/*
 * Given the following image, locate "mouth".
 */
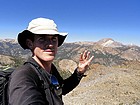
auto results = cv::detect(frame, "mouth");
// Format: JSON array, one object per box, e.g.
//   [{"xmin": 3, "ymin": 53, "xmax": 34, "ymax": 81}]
[{"xmin": 44, "ymin": 49, "xmax": 55, "ymax": 53}]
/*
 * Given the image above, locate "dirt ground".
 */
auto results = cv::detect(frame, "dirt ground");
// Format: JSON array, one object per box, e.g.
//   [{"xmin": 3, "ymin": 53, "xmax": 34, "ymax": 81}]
[{"xmin": 63, "ymin": 64, "xmax": 140, "ymax": 105}]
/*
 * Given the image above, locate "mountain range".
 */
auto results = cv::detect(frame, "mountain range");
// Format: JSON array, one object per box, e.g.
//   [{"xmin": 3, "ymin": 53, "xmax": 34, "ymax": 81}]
[
  {"xmin": 0, "ymin": 38, "xmax": 140, "ymax": 67},
  {"xmin": 0, "ymin": 38, "xmax": 140, "ymax": 104}
]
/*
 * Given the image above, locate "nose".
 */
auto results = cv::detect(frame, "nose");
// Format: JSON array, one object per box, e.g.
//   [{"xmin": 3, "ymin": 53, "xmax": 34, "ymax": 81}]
[
  {"xmin": 48, "ymin": 44, "xmax": 53, "ymax": 48},
  {"xmin": 45, "ymin": 39, "xmax": 54, "ymax": 48}
]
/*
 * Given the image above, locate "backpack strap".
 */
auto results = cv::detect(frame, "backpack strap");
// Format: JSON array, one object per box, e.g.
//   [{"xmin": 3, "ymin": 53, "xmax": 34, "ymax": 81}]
[{"xmin": 24, "ymin": 62, "xmax": 50, "ymax": 89}]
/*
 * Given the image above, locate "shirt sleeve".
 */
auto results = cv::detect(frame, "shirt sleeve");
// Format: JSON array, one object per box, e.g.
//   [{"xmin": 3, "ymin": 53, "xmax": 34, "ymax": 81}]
[
  {"xmin": 8, "ymin": 66, "xmax": 48, "ymax": 105},
  {"xmin": 62, "ymin": 68, "xmax": 85, "ymax": 95}
]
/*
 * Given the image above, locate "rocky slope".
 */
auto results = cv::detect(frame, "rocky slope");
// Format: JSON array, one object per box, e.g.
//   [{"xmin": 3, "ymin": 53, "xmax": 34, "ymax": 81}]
[{"xmin": 63, "ymin": 62, "xmax": 140, "ymax": 105}]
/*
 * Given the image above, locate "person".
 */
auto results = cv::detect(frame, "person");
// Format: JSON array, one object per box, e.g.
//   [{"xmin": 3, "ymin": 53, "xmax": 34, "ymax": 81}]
[{"xmin": 8, "ymin": 17, "xmax": 94, "ymax": 105}]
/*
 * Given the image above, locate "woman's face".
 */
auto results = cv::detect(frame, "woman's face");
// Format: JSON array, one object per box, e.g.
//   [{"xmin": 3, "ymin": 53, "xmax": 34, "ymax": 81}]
[{"xmin": 29, "ymin": 34, "xmax": 58, "ymax": 62}]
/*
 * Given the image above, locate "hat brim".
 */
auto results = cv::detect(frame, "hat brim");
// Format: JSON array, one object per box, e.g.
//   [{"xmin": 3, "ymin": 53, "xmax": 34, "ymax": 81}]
[
  {"xmin": 18, "ymin": 30, "xmax": 67, "ymax": 49},
  {"xmin": 30, "ymin": 29, "xmax": 68, "ymax": 36}
]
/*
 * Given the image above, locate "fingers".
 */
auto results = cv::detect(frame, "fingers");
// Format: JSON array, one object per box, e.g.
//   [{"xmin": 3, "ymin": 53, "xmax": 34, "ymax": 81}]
[
  {"xmin": 87, "ymin": 55, "xmax": 94, "ymax": 65},
  {"xmin": 80, "ymin": 50, "xmax": 94, "ymax": 62},
  {"xmin": 78, "ymin": 50, "xmax": 94, "ymax": 74},
  {"xmin": 86, "ymin": 51, "xmax": 91, "ymax": 60},
  {"xmin": 80, "ymin": 50, "xmax": 88, "ymax": 61}
]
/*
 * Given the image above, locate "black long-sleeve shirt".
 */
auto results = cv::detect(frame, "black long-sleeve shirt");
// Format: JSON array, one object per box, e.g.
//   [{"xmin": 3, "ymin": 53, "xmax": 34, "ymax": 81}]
[{"xmin": 8, "ymin": 58, "xmax": 83, "ymax": 105}]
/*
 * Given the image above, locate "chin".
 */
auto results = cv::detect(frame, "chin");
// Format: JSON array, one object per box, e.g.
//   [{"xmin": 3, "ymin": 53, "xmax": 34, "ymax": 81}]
[{"xmin": 44, "ymin": 56, "xmax": 55, "ymax": 61}]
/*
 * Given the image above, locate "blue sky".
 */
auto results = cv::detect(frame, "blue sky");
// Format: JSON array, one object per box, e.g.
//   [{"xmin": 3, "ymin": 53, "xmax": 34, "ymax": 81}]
[{"xmin": 0, "ymin": 0, "xmax": 140, "ymax": 46}]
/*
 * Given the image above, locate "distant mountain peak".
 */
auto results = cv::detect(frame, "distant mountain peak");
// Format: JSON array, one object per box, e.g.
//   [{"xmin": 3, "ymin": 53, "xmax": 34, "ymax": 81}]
[
  {"xmin": 99, "ymin": 38, "xmax": 114, "ymax": 43},
  {"xmin": 97, "ymin": 38, "xmax": 123, "ymax": 48}
]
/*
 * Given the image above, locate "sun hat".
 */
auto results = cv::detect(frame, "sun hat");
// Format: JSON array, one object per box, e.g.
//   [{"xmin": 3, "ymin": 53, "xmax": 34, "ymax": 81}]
[{"xmin": 18, "ymin": 18, "xmax": 68, "ymax": 49}]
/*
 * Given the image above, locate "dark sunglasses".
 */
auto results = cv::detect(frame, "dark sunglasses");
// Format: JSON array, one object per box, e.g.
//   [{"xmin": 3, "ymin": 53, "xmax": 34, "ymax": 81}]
[{"xmin": 50, "ymin": 75, "xmax": 62, "ymax": 96}]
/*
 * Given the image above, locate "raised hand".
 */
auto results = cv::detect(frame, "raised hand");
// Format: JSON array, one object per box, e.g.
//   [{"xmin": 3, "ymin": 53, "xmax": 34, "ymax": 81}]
[{"xmin": 77, "ymin": 50, "xmax": 94, "ymax": 74}]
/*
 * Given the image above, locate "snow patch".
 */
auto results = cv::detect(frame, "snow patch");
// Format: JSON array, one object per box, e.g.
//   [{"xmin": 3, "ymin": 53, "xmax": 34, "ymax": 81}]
[{"xmin": 101, "ymin": 40, "xmax": 114, "ymax": 47}]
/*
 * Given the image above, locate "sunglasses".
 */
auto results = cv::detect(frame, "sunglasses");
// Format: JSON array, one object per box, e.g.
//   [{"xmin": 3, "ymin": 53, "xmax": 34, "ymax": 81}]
[{"xmin": 50, "ymin": 75, "xmax": 62, "ymax": 96}]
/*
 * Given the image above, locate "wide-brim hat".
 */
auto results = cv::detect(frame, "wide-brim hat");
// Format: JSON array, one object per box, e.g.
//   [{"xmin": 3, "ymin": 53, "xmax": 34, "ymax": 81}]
[{"xmin": 18, "ymin": 18, "xmax": 68, "ymax": 49}]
